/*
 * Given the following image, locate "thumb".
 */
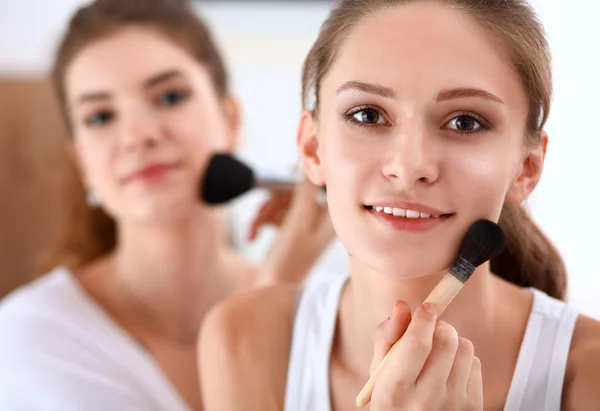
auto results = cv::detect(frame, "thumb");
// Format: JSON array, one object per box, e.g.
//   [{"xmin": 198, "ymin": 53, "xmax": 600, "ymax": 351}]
[{"xmin": 370, "ymin": 300, "xmax": 412, "ymax": 374}]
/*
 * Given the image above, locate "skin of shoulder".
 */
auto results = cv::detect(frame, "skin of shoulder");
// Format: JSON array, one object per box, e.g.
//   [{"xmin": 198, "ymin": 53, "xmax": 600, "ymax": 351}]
[
  {"xmin": 562, "ymin": 313, "xmax": 600, "ymax": 411},
  {"xmin": 198, "ymin": 284, "xmax": 299, "ymax": 411}
]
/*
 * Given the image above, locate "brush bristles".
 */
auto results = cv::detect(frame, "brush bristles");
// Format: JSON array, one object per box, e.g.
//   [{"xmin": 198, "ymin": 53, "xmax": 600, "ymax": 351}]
[
  {"xmin": 459, "ymin": 219, "xmax": 506, "ymax": 268},
  {"xmin": 201, "ymin": 153, "xmax": 255, "ymax": 204}
]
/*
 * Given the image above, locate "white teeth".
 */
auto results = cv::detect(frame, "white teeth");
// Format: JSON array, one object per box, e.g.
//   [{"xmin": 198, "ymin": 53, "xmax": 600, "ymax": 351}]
[
  {"xmin": 406, "ymin": 210, "xmax": 420, "ymax": 218},
  {"xmin": 371, "ymin": 206, "xmax": 443, "ymax": 218},
  {"xmin": 392, "ymin": 208, "xmax": 406, "ymax": 217}
]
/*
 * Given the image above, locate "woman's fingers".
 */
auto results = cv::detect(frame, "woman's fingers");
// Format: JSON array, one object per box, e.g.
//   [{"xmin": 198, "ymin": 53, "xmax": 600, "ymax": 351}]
[
  {"xmin": 371, "ymin": 301, "xmax": 412, "ymax": 374},
  {"xmin": 376, "ymin": 303, "xmax": 438, "ymax": 391},
  {"xmin": 247, "ymin": 193, "xmax": 292, "ymax": 240},
  {"xmin": 446, "ymin": 337, "xmax": 475, "ymax": 393},
  {"xmin": 368, "ymin": 304, "xmax": 483, "ymax": 411},
  {"xmin": 416, "ymin": 320, "xmax": 460, "ymax": 389},
  {"xmin": 467, "ymin": 356, "xmax": 484, "ymax": 409}
]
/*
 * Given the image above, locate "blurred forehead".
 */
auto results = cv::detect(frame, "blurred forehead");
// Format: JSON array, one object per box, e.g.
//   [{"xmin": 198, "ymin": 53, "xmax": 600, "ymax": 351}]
[{"xmin": 65, "ymin": 26, "xmax": 201, "ymax": 102}]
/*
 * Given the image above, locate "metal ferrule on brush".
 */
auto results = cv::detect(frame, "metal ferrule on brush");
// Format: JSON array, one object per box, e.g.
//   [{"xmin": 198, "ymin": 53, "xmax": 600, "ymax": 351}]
[
  {"xmin": 254, "ymin": 170, "xmax": 301, "ymax": 191},
  {"xmin": 449, "ymin": 257, "xmax": 476, "ymax": 284}
]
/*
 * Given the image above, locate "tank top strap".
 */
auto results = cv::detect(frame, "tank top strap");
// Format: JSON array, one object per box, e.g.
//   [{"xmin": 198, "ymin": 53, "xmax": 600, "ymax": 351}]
[{"xmin": 284, "ymin": 274, "xmax": 348, "ymax": 411}]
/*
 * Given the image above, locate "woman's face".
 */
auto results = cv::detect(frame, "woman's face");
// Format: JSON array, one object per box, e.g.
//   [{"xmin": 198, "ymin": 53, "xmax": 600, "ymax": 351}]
[
  {"xmin": 300, "ymin": 2, "xmax": 545, "ymax": 278},
  {"xmin": 66, "ymin": 25, "xmax": 238, "ymax": 224}
]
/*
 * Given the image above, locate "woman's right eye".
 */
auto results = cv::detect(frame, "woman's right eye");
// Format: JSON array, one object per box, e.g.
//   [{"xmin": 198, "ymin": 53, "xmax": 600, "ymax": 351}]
[
  {"xmin": 352, "ymin": 108, "xmax": 386, "ymax": 125},
  {"xmin": 342, "ymin": 105, "xmax": 390, "ymax": 128},
  {"xmin": 85, "ymin": 110, "xmax": 114, "ymax": 127}
]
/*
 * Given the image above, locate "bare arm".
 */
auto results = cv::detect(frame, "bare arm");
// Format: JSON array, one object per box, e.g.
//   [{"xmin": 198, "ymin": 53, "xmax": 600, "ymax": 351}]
[
  {"xmin": 198, "ymin": 285, "xmax": 298, "ymax": 411},
  {"xmin": 562, "ymin": 315, "xmax": 600, "ymax": 411},
  {"xmin": 248, "ymin": 180, "xmax": 335, "ymax": 286}
]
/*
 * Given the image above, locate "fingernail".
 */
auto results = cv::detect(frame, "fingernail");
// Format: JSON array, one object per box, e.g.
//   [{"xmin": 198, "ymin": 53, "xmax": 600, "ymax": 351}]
[
  {"xmin": 388, "ymin": 303, "xmax": 397, "ymax": 320},
  {"xmin": 392, "ymin": 301, "xmax": 403, "ymax": 319},
  {"xmin": 422, "ymin": 302, "xmax": 437, "ymax": 318}
]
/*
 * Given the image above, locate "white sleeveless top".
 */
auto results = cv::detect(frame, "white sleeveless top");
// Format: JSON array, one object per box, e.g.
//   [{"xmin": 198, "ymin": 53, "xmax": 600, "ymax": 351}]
[
  {"xmin": 0, "ymin": 267, "xmax": 191, "ymax": 411},
  {"xmin": 284, "ymin": 274, "xmax": 579, "ymax": 411}
]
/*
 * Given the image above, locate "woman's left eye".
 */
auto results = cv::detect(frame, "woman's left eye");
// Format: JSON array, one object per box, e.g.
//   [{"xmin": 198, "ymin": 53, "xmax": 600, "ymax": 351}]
[
  {"xmin": 158, "ymin": 90, "xmax": 188, "ymax": 106},
  {"xmin": 446, "ymin": 115, "xmax": 485, "ymax": 133}
]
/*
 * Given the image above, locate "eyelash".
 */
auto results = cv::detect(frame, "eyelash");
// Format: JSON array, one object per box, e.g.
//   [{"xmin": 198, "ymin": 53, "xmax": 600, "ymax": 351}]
[
  {"xmin": 342, "ymin": 106, "xmax": 491, "ymax": 135},
  {"xmin": 342, "ymin": 105, "xmax": 389, "ymax": 129},
  {"xmin": 84, "ymin": 109, "xmax": 114, "ymax": 128},
  {"xmin": 157, "ymin": 89, "xmax": 190, "ymax": 107},
  {"xmin": 82, "ymin": 89, "xmax": 191, "ymax": 128},
  {"xmin": 447, "ymin": 111, "xmax": 491, "ymax": 135}
]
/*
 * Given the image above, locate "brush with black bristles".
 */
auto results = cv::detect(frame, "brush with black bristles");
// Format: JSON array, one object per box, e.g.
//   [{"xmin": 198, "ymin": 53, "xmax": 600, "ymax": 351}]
[
  {"xmin": 200, "ymin": 153, "xmax": 300, "ymax": 205},
  {"xmin": 200, "ymin": 152, "xmax": 327, "ymax": 205},
  {"xmin": 355, "ymin": 219, "xmax": 506, "ymax": 407}
]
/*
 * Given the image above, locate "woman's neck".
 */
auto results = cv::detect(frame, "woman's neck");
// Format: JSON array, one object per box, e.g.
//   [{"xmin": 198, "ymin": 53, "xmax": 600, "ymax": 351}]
[
  {"xmin": 108, "ymin": 208, "xmax": 255, "ymax": 343},
  {"xmin": 336, "ymin": 258, "xmax": 499, "ymax": 380}
]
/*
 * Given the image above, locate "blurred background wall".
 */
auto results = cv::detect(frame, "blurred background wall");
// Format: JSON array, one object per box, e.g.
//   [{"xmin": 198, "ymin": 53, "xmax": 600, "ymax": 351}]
[{"xmin": 1, "ymin": 0, "xmax": 599, "ymax": 318}]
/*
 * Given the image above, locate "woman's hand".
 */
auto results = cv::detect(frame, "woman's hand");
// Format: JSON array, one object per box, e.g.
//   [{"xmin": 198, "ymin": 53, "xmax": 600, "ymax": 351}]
[
  {"xmin": 369, "ymin": 302, "xmax": 483, "ymax": 411},
  {"xmin": 250, "ymin": 179, "xmax": 335, "ymax": 285},
  {"xmin": 247, "ymin": 180, "xmax": 327, "ymax": 241}
]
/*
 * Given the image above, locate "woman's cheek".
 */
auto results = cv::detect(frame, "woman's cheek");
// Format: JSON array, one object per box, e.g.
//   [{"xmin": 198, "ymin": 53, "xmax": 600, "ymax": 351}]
[{"xmin": 452, "ymin": 152, "xmax": 516, "ymax": 218}]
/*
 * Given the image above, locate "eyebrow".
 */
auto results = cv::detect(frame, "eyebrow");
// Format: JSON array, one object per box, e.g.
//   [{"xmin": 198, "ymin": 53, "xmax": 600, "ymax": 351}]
[
  {"xmin": 144, "ymin": 69, "xmax": 184, "ymax": 88},
  {"xmin": 75, "ymin": 69, "xmax": 185, "ymax": 106},
  {"xmin": 435, "ymin": 87, "xmax": 504, "ymax": 104},
  {"xmin": 76, "ymin": 91, "xmax": 111, "ymax": 106},
  {"xmin": 336, "ymin": 81, "xmax": 504, "ymax": 106},
  {"xmin": 336, "ymin": 81, "xmax": 397, "ymax": 99}
]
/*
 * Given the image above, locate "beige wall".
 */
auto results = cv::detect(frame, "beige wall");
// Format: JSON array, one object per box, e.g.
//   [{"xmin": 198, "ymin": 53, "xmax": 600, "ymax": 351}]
[{"xmin": 0, "ymin": 78, "xmax": 70, "ymax": 298}]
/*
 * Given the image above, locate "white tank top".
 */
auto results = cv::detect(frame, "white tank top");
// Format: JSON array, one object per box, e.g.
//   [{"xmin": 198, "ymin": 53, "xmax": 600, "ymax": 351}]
[{"xmin": 284, "ymin": 274, "xmax": 579, "ymax": 411}]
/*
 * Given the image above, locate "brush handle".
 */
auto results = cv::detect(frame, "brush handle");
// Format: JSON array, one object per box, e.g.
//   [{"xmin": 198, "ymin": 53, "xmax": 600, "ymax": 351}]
[
  {"xmin": 422, "ymin": 272, "xmax": 465, "ymax": 313},
  {"xmin": 355, "ymin": 272, "xmax": 466, "ymax": 407}
]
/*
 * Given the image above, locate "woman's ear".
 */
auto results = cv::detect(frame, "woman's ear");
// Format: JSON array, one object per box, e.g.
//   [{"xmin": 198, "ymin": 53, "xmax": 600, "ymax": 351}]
[
  {"xmin": 221, "ymin": 95, "xmax": 242, "ymax": 152},
  {"xmin": 297, "ymin": 110, "xmax": 325, "ymax": 186},
  {"xmin": 505, "ymin": 130, "xmax": 548, "ymax": 204}
]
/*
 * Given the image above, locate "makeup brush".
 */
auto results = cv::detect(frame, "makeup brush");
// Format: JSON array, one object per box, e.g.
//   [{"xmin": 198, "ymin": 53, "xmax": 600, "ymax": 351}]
[
  {"xmin": 355, "ymin": 219, "xmax": 506, "ymax": 407},
  {"xmin": 200, "ymin": 152, "xmax": 327, "ymax": 205},
  {"xmin": 200, "ymin": 153, "xmax": 301, "ymax": 204}
]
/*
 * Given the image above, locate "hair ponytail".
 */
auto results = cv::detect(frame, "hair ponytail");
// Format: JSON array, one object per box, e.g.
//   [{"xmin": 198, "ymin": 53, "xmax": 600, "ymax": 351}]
[{"xmin": 491, "ymin": 203, "xmax": 567, "ymax": 300}]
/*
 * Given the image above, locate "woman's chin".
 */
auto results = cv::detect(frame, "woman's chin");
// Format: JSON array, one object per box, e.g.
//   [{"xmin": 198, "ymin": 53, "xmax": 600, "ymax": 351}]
[
  {"xmin": 118, "ymin": 199, "xmax": 200, "ymax": 226},
  {"xmin": 349, "ymin": 248, "xmax": 455, "ymax": 281}
]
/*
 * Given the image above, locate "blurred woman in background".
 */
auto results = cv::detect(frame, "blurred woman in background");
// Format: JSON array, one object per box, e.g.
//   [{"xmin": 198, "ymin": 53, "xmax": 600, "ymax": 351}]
[{"xmin": 0, "ymin": 0, "xmax": 334, "ymax": 410}]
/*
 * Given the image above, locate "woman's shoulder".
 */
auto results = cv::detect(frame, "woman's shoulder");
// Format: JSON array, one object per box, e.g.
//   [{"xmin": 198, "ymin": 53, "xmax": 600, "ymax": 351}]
[
  {"xmin": 0, "ymin": 267, "xmax": 114, "ymax": 404},
  {"xmin": 200, "ymin": 271, "xmax": 345, "ymax": 352},
  {"xmin": 199, "ymin": 282, "xmax": 299, "ymax": 363},
  {"xmin": 562, "ymin": 312, "xmax": 600, "ymax": 411},
  {"xmin": 0, "ymin": 265, "xmax": 119, "ymax": 365},
  {"xmin": 0, "ymin": 266, "xmax": 74, "ymax": 321},
  {"xmin": 0, "ymin": 266, "xmax": 95, "ymax": 351},
  {"xmin": 199, "ymin": 284, "xmax": 300, "ymax": 410}
]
